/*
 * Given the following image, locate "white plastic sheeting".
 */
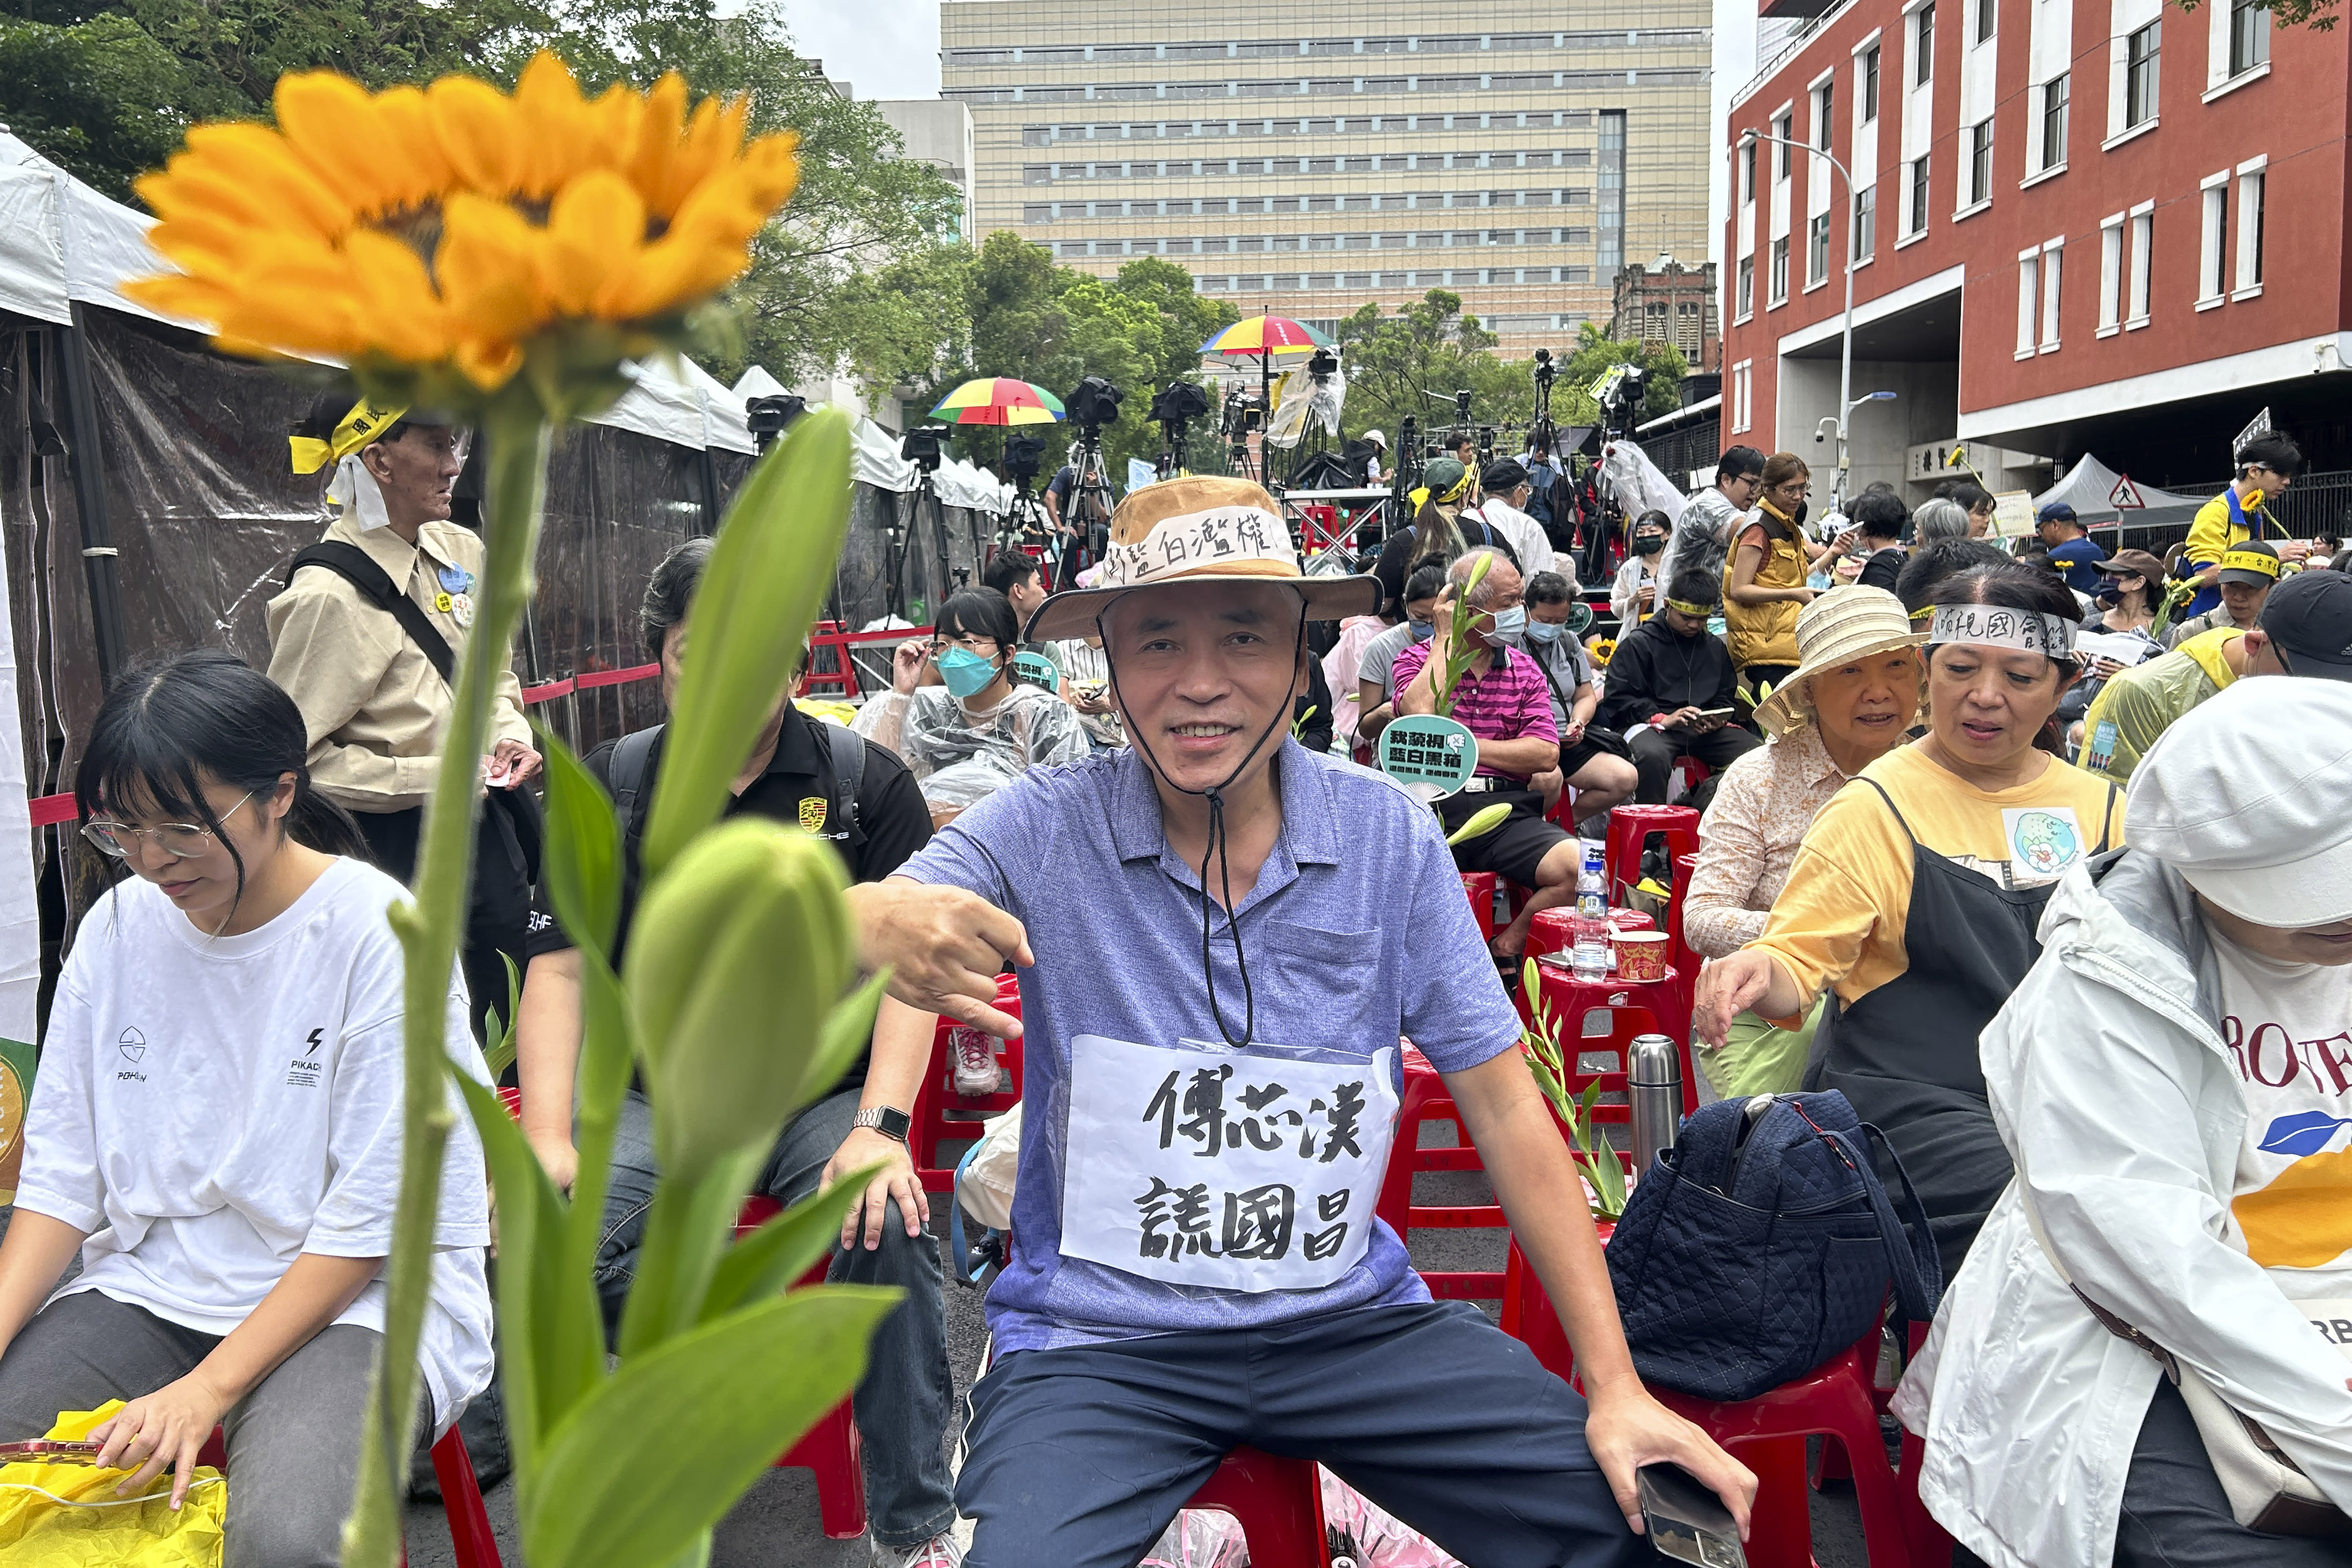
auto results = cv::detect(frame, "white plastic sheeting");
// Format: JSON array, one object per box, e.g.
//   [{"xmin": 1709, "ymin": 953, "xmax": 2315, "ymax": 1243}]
[{"xmin": 1598, "ymin": 438, "xmax": 1691, "ymax": 524}]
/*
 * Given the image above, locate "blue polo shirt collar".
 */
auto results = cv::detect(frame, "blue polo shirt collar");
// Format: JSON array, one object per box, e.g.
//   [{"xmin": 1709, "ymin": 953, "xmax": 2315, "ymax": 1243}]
[{"xmin": 1106, "ymin": 737, "xmax": 1343, "ymax": 872}]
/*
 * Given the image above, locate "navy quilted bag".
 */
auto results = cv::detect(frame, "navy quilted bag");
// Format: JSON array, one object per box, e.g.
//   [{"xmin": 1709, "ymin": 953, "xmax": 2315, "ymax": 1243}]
[{"xmin": 1605, "ymin": 1091, "xmax": 1941, "ymax": 1402}]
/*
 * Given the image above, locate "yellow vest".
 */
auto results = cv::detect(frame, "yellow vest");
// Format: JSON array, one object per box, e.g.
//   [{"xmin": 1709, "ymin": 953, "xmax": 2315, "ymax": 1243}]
[{"xmin": 1725, "ymin": 515, "xmax": 1806, "ymax": 669}]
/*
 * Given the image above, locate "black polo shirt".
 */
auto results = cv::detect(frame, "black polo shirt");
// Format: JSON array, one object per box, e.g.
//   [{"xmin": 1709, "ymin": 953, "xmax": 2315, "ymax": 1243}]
[{"xmin": 524, "ymin": 706, "xmax": 931, "ymax": 1086}]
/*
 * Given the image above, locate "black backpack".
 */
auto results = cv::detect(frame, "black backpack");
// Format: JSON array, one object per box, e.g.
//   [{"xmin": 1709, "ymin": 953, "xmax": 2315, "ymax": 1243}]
[{"xmin": 603, "ymin": 717, "xmax": 865, "ymax": 854}]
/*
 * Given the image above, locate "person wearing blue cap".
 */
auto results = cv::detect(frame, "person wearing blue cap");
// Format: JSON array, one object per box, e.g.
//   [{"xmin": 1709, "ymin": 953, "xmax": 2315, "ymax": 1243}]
[{"xmin": 2037, "ymin": 502, "xmax": 2108, "ymax": 596}]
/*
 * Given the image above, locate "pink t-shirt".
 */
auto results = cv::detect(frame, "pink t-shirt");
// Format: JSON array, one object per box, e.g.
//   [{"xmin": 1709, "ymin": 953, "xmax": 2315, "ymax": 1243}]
[{"xmin": 1390, "ymin": 640, "xmax": 1559, "ymax": 778}]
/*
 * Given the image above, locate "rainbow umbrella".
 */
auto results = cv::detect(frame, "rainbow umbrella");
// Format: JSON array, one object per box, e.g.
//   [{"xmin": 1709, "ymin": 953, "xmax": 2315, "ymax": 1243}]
[
  {"xmin": 1199, "ymin": 314, "xmax": 1332, "ymax": 358},
  {"xmin": 929, "ymin": 377, "xmax": 1065, "ymax": 426}
]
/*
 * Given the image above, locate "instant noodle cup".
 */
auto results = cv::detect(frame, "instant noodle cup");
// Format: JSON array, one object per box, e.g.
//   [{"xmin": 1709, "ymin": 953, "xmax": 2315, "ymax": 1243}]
[{"xmin": 1613, "ymin": 931, "xmax": 1670, "ymax": 983}]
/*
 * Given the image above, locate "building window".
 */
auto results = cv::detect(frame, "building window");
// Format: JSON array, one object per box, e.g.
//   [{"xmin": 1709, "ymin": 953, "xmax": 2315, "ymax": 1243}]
[
  {"xmin": 2040, "ymin": 240, "xmax": 2063, "ymax": 348},
  {"xmin": 1737, "ymin": 255, "xmax": 1755, "ymax": 317},
  {"xmin": 2126, "ymin": 22, "xmax": 2161, "ymax": 129},
  {"xmin": 1969, "ymin": 120, "xmax": 1993, "ymax": 204},
  {"xmin": 1862, "ymin": 46, "xmax": 1881, "ymax": 120},
  {"xmin": 1854, "ymin": 184, "xmax": 1877, "ymax": 260},
  {"xmin": 2236, "ymin": 166, "xmax": 2265, "ymax": 292},
  {"xmin": 1975, "ymin": 0, "xmax": 1996, "ymax": 44},
  {"xmin": 1772, "ymin": 112, "xmax": 1792, "ymax": 179},
  {"xmin": 1810, "ymin": 212, "xmax": 1832, "ymax": 283},
  {"xmin": 1731, "ymin": 360, "xmax": 1754, "ymax": 432},
  {"xmin": 1815, "ymin": 81, "xmax": 1834, "ymax": 149},
  {"xmin": 2199, "ymin": 175, "xmax": 2228, "ymax": 303},
  {"xmin": 2099, "ymin": 216, "xmax": 2124, "ymax": 330},
  {"xmin": 1770, "ymin": 235, "xmax": 1790, "ymax": 303},
  {"xmin": 1740, "ymin": 140, "xmax": 1757, "ymax": 202},
  {"xmin": 1908, "ymin": 156, "xmax": 1930, "ymax": 234},
  {"xmin": 2229, "ymin": 0, "xmax": 2269, "ymax": 77},
  {"xmin": 1915, "ymin": 3, "xmax": 1936, "ymax": 85},
  {"xmin": 2017, "ymin": 250, "xmax": 2040, "ymax": 355},
  {"xmin": 2040, "ymin": 75, "xmax": 2069, "ymax": 170},
  {"xmin": 2128, "ymin": 207, "xmax": 2153, "ymax": 324}
]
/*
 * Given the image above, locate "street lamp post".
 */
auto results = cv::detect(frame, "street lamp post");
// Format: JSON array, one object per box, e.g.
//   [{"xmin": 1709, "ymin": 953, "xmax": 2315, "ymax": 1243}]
[{"xmin": 1739, "ymin": 127, "xmax": 1867, "ymax": 507}]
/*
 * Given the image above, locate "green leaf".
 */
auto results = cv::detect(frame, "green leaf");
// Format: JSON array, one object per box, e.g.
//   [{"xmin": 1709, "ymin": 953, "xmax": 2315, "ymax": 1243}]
[
  {"xmin": 446, "ymin": 1067, "xmax": 606, "ymax": 1480},
  {"xmin": 564, "ymin": 943, "xmax": 636, "ymax": 1296},
  {"xmin": 642, "ymin": 406, "xmax": 854, "ymax": 879},
  {"xmin": 523, "ymin": 1284, "xmax": 902, "ymax": 1568},
  {"xmin": 615, "ymin": 1140, "xmax": 769, "ymax": 1360},
  {"xmin": 797, "ymin": 971, "xmax": 889, "ymax": 1113},
  {"xmin": 1444, "ymin": 802, "xmax": 1513, "ymax": 846},
  {"xmin": 537, "ymin": 724, "xmax": 624, "ymax": 963},
  {"xmin": 698, "ymin": 1168, "xmax": 878, "ymax": 1324}
]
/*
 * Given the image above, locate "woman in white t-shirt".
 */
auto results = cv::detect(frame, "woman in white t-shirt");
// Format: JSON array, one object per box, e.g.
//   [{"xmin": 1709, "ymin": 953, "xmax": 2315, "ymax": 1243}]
[
  {"xmin": 1896, "ymin": 677, "xmax": 2352, "ymax": 1568},
  {"xmin": 0, "ymin": 652, "xmax": 493, "ymax": 1567}
]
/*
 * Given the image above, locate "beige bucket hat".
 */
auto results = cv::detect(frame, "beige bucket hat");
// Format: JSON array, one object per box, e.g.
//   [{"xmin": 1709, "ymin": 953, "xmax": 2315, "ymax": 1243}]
[
  {"xmin": 1023, "ymin": 475, "xmax": 1381, "ymax": 644},
  {"xmin": 1753, "ymin": 585, "xmax": 1926, "ymax": 738}
]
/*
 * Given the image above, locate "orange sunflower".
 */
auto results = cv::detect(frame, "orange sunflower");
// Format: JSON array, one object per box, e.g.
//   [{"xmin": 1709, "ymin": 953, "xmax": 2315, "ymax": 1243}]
[{"xmin": 126, "ymin": 52, "xmax": 799, "ymax": 403}]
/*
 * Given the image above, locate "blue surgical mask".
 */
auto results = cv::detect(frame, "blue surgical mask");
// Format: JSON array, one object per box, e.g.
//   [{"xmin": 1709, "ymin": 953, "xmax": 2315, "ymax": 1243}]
[
  {"xmin": 934, "ymin": 645, "xmax": 1000, "ymax": 699},
  {"xmin": 1487, "ymin": 605, "xmax": 1527, "ymax": 645},
  {"xmin": 1523, "ymin": 619, "xmax": 1563, "ymax": 644},
  {"xmin": 1408, "ymin": 619, "xmax": 1434, "ymax": 643}
]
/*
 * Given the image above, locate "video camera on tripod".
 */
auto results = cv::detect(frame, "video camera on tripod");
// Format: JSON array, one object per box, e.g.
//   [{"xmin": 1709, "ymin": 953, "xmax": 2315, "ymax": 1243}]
[
  {"xmin": 1149, "ymin": 380, "xmax": 1212, "ymax": 479},
  {"xmin": 1068, "ymin": 374, "xmax": 1125, "ymax": 433},
  {"xmin": 1593, "ymin": 363, "xmax": 1651, "ymax": 441}
]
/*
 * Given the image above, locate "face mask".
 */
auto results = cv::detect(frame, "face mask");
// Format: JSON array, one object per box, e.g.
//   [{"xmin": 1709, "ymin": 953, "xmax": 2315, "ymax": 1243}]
[
  {"xmin": 1707, "ymin": 614, "xmax": 1728, "ymax": 637},
  {"xmin": 1486, "ymin": 605, "xmax": 1527, "ymax": 645},
  {"xmin": 934, "ymin": 645, "xmax": 1000, "ymax": 699},
  {"xmin": 1634, "ymin": 534, "xmax": 1665, "ymax": 556},
  {"xmin": 1408, "ymin": 619, "xmax": 1434, "ymax": 643},
  {"xmin": 1523, "ymin": 619, "xmax": 1563, "ymax": 644}
]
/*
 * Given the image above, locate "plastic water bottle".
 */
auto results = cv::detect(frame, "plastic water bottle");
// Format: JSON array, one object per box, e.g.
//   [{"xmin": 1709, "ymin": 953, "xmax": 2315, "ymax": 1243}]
[
  {"xmin": 1570, "ymin": 843, "xmax": 1611, "ymax": 980},
  {"xmin": 1574, "ymin": 840, "xmax": 1607, "ymax": 920}
]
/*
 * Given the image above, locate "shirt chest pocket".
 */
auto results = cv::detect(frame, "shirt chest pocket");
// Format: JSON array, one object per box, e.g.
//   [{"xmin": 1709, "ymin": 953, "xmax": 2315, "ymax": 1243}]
[{"xmin": 1258, "ymin": 921, "xmax": 1385, "ymax": 1045}]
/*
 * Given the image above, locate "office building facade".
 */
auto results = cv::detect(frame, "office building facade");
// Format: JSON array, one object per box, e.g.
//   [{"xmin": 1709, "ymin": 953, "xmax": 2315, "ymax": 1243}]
[
  {"xmin": 1722, "ymin": 0, "xmax": 2352, "ymax": 494},
  {"xmin": 940, "ymin": 0, "xmax": 1714, "ymax": 356}
]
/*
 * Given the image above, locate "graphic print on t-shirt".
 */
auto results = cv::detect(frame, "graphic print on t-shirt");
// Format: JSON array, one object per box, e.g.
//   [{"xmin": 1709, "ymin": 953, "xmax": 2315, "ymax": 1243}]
[
  {"xmin": 2209, "ymin": 928, "xmax": 2352, "ymax": 1285},
  {"xmin": 286, "ymin": 1027, "xmax": 325, "ymax": 1089}
]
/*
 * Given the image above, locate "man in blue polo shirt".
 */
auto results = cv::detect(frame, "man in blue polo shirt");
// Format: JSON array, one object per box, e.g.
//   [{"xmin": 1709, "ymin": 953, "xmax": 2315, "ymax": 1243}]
[
  {"xmin": 2036, "ymin": 501, "xmax": 2108, "ymax": 596},
  {"xmin": 845, "ymin": 476, "xmax": 1752, "ymax": 1568}
]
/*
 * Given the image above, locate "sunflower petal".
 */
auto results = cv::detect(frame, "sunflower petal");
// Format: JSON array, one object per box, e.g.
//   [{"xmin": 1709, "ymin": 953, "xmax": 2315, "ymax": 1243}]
[
  {"xmin": 455, "ymin": 337, "xmax": 524, "ymax": 391},
  {"xmin": 343, "ymin": 230, "xmax": 453, "ymax": 361},
  {"xmin": 275, "ymin": 72, "xmax": 404, "ymax": 215},
  {"xmin": 539, "ymin": 170, "xmax": 647, "ymax": 316},
  {"xmin": 512, "ymin": 50, "xmax": 592, "ymax": 199},
  {"xmin": 181, "ymin": 124, "xmax": 353, "ymax": 236},
  {"xmin": 429, "ymin": 75, "xmax": 519, "ymax": 198},
  {"xmin": 437, "ymin": 192, "xmax": 553, "ymax": 341},
  {"xmin": 373, "ymin": 86, "xmax": 456, "ymax": 205}
]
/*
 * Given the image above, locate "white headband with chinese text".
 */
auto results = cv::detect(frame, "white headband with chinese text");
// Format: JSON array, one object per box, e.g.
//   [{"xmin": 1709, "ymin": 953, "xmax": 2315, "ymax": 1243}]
[
  {"xmin": 1097, "ymin": 505, "xmax": 1297, "ymax": 590},
  {"xmin": 1927, "ymin": 603, "xmax": 2077, "ymax": 657}
]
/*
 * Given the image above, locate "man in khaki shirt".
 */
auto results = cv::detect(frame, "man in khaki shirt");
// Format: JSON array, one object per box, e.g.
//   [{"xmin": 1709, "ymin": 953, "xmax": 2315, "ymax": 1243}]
[{"xmin": 266, "ymin": 394, "xmax": 541, "ymax": 1035}]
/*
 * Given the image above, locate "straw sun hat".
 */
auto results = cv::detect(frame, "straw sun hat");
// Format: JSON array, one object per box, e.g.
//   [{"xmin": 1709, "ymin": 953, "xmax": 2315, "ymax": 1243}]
[
  {"xmin": 1752, "ymin": 586, "xmax": 1926, "ymax": 738},
  {"xmin": 1024, "ymin": 475, "xmax": 1380, "ymax": 644}
]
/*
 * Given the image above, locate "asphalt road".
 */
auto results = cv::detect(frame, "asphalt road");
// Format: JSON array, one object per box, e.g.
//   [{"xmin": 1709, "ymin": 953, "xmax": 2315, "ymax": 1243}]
[{"xmin": 405, "ymin": 1152, "xmax": 1876, "ymax": 1568}]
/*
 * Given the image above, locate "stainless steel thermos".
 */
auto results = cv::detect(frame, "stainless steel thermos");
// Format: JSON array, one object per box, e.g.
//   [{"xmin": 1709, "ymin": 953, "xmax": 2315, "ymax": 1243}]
[{"xmin": 1628, "ymin": 1034, "xmax": 1684, "ymax": 1177}]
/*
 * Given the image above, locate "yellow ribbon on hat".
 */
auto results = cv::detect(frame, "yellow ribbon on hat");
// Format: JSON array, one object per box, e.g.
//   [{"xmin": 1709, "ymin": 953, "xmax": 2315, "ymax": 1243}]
[
  {"xmin": 289, "ymin": 397, "xmax": 408, "ymax": 475},
  {"xmin": 2219, "ymin": 544, "xmax": 2282, "ymax": 580},
  {"xmin": 1432, "ymin": 467, "xmax": 1473, "ymax": 504}
]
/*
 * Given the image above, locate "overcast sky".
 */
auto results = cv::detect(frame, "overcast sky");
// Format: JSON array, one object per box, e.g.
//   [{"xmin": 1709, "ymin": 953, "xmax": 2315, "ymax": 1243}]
[{"xmin": 780, "ymin": 0, "xmax": 942, "ymax": 100}]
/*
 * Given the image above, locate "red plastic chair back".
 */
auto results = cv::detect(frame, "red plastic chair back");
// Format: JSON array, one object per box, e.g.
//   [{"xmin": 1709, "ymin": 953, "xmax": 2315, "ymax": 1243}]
[{"xmin": 910, "ymin": 973, "xmax": 1023, "ymax": 1192}]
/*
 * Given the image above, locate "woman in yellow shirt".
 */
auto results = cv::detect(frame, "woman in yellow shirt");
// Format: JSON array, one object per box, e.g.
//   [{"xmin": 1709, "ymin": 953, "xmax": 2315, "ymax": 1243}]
[{"xmin": 1696, "ymin": 565, "xmax": 2124, "ymax": 1279}]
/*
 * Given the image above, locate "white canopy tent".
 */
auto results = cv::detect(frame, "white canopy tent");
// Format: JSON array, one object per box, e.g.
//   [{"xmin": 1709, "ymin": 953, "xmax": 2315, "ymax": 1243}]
[{"xmin": 2032, "ymin": 453, "xmax": 2205, "ymax": 531}]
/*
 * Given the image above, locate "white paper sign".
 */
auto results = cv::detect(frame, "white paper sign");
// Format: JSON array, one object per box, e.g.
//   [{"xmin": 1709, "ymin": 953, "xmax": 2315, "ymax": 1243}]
[
  {"xmin": 2074, "ymin": 630, "xmax": 2158, "ymax": 668},
  {"xmin": 1060, "ymin": 1033, "xmax": 1400, "ymax": 1292}
]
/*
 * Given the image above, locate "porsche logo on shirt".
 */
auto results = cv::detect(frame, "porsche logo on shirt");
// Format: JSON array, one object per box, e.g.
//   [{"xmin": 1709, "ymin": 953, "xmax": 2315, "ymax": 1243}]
[{"xmin": 797, "ymin": 796, "xmax": 826, "ymax": 834}]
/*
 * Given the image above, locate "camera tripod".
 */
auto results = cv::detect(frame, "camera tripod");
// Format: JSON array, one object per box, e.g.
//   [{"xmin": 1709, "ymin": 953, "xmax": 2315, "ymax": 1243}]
[{"xmin": 1053, "ymin": 422, "xmax": 1116, "ymax": 589}]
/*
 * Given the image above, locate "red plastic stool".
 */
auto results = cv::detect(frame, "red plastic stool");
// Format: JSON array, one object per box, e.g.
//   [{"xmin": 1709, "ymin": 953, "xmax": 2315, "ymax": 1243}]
[
  {"xmin": 1375, "ymin": 1047, "xmax": 1510, "ymax": 1301},
  {"xmin": 1183, "ymin": 1446, "xmax": 1332, "ymax": 1567},
  {"xmin": 910, "ymin": 974, "xmax": 1023, "ymax": 1193},
  {"xmin": 736, "ymin": 1194, "xmax": 871, "ymax": 1538},
  {"xmin": 1602, "ymin": 804, "xmax": 1699, "ymax": 906},
  {"xmin": 1461, "ymin": 871, "xmax": 1498, "ymax": 942},
  {"xmin": 195, "ymin": 1425, "xmax": 501, "ymax": 1568}
]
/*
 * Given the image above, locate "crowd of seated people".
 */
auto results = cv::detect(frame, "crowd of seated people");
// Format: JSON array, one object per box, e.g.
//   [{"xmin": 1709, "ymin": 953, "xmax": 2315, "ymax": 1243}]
[{"xmin": 9, "ymin": 435, "xmax": 2352, "ymax": 1568}]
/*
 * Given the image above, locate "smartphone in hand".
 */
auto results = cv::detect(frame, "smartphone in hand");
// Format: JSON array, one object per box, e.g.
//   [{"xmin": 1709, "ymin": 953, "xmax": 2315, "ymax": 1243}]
[{"xmin": 1638, "ymin": 1464, "xmax": 1748, "ymax": 1568}]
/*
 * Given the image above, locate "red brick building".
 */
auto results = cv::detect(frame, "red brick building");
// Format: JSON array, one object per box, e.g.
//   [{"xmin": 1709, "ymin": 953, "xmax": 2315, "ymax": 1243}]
[{"xmin": 1720, "ymin": 0, "xmax": 2352, "ymax": 496}]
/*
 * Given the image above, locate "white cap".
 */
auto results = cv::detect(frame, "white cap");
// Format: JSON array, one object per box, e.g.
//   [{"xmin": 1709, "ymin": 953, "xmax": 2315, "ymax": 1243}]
[
  {"xmin": 1363, "ymin": 429, "xmax": 1387, "ymax": 448},
  {"xmin": 2125, "ymin": 677, "xmax": 2352, "ymax": 927}
]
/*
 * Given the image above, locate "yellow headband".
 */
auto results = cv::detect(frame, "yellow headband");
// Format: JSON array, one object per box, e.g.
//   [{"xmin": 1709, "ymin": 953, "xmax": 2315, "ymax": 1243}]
[
  {"xmin": 1665, "ymin": 597, "xmax": 1714, "ymax": 617},
  {"xmin": 1433, "ymin": 468, "xmax": 1474, "ymax": 504},
  {"xmin": 2219, "ymin": 546, "xmax": 2282, "ymax": 580},
  {"xmin": 289, "ymin": 397, "xmax": 409, "ymax": 475}
]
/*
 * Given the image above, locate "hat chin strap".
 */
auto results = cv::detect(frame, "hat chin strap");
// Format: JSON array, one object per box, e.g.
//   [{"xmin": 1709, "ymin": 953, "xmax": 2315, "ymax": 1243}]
[{"xmin": 1097, "ymin": 594, "xmax": 1310, "ymax": 1050}]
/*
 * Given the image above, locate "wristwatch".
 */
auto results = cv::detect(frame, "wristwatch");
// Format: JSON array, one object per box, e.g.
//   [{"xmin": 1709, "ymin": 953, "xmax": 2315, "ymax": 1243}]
[{"xmin": 851, "ymin": 1106, "xmax": 912, "ymax": 1143}]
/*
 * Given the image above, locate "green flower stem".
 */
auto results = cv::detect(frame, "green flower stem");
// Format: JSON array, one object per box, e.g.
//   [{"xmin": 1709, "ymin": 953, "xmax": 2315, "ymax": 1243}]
[{"xmin": 342, "ymin": 396, "xmax": 551, "ymax": 1568}]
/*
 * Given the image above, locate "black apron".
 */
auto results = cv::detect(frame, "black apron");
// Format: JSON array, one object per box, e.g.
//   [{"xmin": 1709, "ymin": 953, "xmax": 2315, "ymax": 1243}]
[{"xmin": 1804, "ymin": 775, "xmax": 2114, "ymax": 1282}]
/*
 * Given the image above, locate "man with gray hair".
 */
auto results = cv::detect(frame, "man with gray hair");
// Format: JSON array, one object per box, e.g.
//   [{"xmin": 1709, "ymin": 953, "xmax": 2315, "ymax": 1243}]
[
  {"xmin": 1393, "ymin": 548, "xmax": 1586, "ymax": 962},
  {"xmin": 1911, "ymin": 497, "xmax": 1973, "ymax": 544}
]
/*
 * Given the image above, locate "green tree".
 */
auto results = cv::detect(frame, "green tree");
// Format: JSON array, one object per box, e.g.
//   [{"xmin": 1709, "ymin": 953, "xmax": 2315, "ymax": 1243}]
[
  {"xmin": 1333, "ymin": 290, "xmax": 1535, "ymax": 458},
  {"xmin": 1557, "ymin": 320, "xmax": 1689, "ymax": 427}
]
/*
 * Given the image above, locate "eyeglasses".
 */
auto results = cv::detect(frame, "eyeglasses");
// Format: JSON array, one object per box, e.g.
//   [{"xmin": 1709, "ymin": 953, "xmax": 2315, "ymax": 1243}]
[
  {"xmin": 82, "ymin": 789, "xmax": 260, "ymax": 860},
  {"xmin": 928, "ymin": 635, "xmax": 1002, "ymax": 656}
]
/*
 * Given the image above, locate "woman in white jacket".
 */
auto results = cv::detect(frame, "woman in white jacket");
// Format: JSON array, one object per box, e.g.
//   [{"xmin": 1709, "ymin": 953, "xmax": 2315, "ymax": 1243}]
[{"xmin": 1897, "ymin": 675, "xmax": 2352, "ymax": 1568}]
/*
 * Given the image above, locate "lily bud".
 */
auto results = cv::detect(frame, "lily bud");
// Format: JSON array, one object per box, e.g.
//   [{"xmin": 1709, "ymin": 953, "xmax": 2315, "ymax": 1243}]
[
  {"xmin": 623, "ymin": 817, "xmax": 855, "ymax": 1184},
  {"xmin": 1443, "ymin": 802, "xmax": 1513, "ymax": 846}
]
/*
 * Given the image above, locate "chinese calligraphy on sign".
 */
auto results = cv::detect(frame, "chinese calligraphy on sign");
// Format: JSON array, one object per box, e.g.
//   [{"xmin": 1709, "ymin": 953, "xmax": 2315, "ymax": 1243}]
[{"xmin": 1062, "ymin": 1034, "xmax": 1401, "ymax": 1291}]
